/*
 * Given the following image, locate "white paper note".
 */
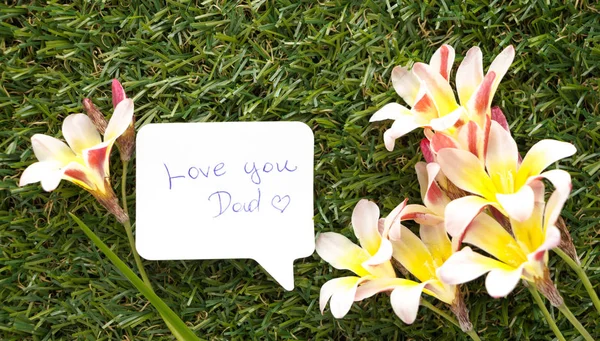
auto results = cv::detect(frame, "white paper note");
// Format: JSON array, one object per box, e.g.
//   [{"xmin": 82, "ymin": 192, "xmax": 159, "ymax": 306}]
[{"xmin": 135, "ymin": 122, "xmax": 315, "ymax": 290}]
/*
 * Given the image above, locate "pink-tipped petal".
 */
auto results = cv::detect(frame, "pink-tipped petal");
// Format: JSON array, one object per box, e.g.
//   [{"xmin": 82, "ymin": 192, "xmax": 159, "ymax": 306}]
[
  {"xmin": 485, "ymin": 266, "xmax": 523, "ymax": 298},
  {"xmin": 437, "ymin": 247, "xmax": 513, "ymax": 285},
  {"xmin": 456, "ymin": 46, "xmax": 484, "ymax": 106},
  {"xmin": 491, "ymin": 107, "xmax": 510, "ymax": 132},
  {"xmin": 104, "ymin": 99, "xmax": 134, "ymax": 142},
  {"xmin": 430, "ymin": 132, "xmax": 460, "ymax": 155},
  {"xmin": 62, "ymin": 161, "xmax": 98, "ymax": 191},
  {"xmin": 516, "ymin": 140, "xmax": 576, "ymax": 188},
  {"xmin": 412, "ymin": 63, "xmax": 459, "ymax": 116},
  {"xmin": 390, "ymin": 281, "xmax": 429, "ymax": 324},
  {"xmin": 319, "ymin": 276, "xmax": 363, "ymax": 318},
  {"xmin": 401, "ymin": 204, "xmax": 443, "ymax": 226},
  {"xmin": 487, "ymin": 45, "xmax": 515, "ymax": 100},
  {"xmin": 62, "ymin": 114, "xmax": 102, "ymax": 155},
  {"xmin": 352, "ymin": 199, "xmax": 382, "ymax": 255},
  {"xmin": 429, "ymin": 44, "xmax": 455, "ymax": 81},
  {"xmin": 112, "ymin": 79, "xmax": 127, "ymax": 108},
  {"xmin": 391, "ymin": 67, "xmax": 421, "ymax": 106},
  {"xmin": 30, "ymin": 134, "xmax": 76, "ymax": 164},
  {"xmin": 383, "ymin": 199, "xmax": 408, "ymax": 238},
  {"xmin": 316, "ymin": 232, "xmax": 370, "ymax": 277},
  {"xmin": 436, "ymin": 148, "xmax": 496, "ymax": 198},
  {"xmin": 412, "ymin": 94, "xmax": 439, "ymax": 122},
  {"xmin": 420, "ymin": 138, "xmax": 434, "ymax": 163},
  {"xmin": 466, "ymin": 71, "xmax": 496, "ymax": 128},
  {"xmin": 529, "ymin": 225, "xmax": 561, "ymax": 262},
  {"xmin": 485, "ymin": 121, "xmax": 518, "ymax": 180},
  {"xmin": 496, "ymin": 184, "xmax": 535, "ymax": 222},
  {"xmin": 444, "ymin": 195, "xmax": 493, "ymax": 238}
]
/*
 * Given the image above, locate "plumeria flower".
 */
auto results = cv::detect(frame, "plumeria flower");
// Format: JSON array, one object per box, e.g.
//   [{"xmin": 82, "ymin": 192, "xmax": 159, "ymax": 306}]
[
  {"xmin": 436, "ymin": 120, "xmax": 576, "ymax": 239},
  {"xmin": 19, "ymin": 99, "xmax": 135, "ymax": 223},
  {"xmin": 371, "ymin": 44, "xmax": 514, "ymax": 151},
  {"xmin": 83, "ymin": 79, "xmax": 135, "ymax": 161},
  {"xmin": 438, "ymin": 181, "xmax": 566, "ymax": 306}
]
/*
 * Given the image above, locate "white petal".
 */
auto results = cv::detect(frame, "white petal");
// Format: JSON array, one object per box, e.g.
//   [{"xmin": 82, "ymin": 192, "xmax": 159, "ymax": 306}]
[
  {"xmin": 391, "ymin": 67, "xmax": 421, "ymax": 106},
  {"xmin": 429, "ymin": 106, "xmax": 465, "ymax": 131},
  {"xmin": 516, "ymin": 139, "xmax": 576, "ymax": 187},
  {"xmin": 62, "ymin": 114, "xmax": 102, "ymax": 155},
  {"xmin": 31, "ymin": 134, "xmax": 75, "ymax": 163},
  {"xmin": 355, "ymin": 277, "xmax": 418, "ymax": 301},
  {"xmin": 485, "ymin": 266, "xmax": 523, "ymax": 298},
  {"xmin": 390, "ymin": 281, "xmax": 428, "ymax": 324},
  {"xmin": 362, "ymin": 238, "xmax": 393, "ymax": 267},
  {"xmin": 104, "ymin": 98, "xmax": 134, "ymax": 141},
  {"xmin": 485, "ymin": 121, "xmax": 518, "ymax": 178},
  {"xmin": 487, "ymin": 45, "xmax": 515, "ymax": 101},
  {"xmin": 543, "ymin": 188, "xmax": 569, "ymax": 232},
  {"xmin": 456, "ymin": 46, "xmax": 484, "ymax": 106},
  {"xmin": 496, "ymin": 185, "xmax": 535, "ymax": 222},
  {"xmin": 19, "ymin": 161, "xmax": 63, "ymax": 191},
  {"xmin": 316, "ymin": 232, "xmax": 370, "ymax": 276},
  {"xmin": 383, "ymin": 118, "xmax": 420, "ymax": 151},
  {"xmin": 319, "ymin": 276, "xmax": 362, "ymax": 318},
  {"xmin": 370, "ymin": 102, "xmax": 413, "ymax": 122},
  {"xmin": 437, "ymin": 247, "xmax": 513, "ymax": 285},
  {"xmin": 444, "ymin": 195, "xmax": 492, "ymax": 238},
  {"xmin": 412, "ymin": 63, "xmax": 459, "ymax": 117},
  {"xmin": 352, "ymin": 199, "xmax": 381, "ymax": 255}
]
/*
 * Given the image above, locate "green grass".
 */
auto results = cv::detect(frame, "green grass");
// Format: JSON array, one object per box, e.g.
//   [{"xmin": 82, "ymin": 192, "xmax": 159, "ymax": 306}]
[{"xmin": 2, "ymin": 0, "xmax": 600, "ymax": 340}]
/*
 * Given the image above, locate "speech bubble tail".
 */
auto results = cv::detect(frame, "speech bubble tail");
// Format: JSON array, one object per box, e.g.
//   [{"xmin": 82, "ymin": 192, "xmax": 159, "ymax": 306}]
[{"xmin": 256, "ymin": 257, "xmax": 295, "ymax": 291}]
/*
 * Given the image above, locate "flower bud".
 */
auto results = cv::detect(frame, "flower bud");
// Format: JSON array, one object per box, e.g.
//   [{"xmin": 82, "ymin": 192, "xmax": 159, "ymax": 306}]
[{"xmin": 82, "ymin": 98, "xmax": 107, "ymax": 134}]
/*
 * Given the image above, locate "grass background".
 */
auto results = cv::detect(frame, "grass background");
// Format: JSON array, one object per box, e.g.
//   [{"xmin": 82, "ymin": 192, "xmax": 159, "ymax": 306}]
[{"xmin": 2, "ymin": 0, "xmax": 600, "ymax": 340}]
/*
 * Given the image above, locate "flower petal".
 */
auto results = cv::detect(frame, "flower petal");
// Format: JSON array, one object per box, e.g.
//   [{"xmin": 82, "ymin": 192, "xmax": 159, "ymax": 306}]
[
  {"xmin": 487, "ymin": 45, "xmax": 515, "ymax": 101},
  {"xmin": 352, "ymin": 199, "xmax": 381, "ymax": 255},
  {"xmin": 383, "ymin": 199, "xmax": 408, "ymax": 239},
  {"xmin": 420, "ymin": 138, "xmax": 434, "ymax": 163},
  {"xmin": 463, "ymin": 213, "xmax": 527, "ymax": 267},
  {"xmin": 531, "ymin": 169, "xmax": 572, "ymax": 195},
  {"xmin": 383, "ymin": 116, "xmax": 421, "ymax": 151},
  {"xmin": 412, "ymin": 93, "xmax": 439, "ymax": 122},
  {"xmin": 429, "ymin": 107, "xmax": 465, "ymax": 131},
  {"xmin": 436, "ymin": 148, "xmax": 496, "ymax": 198},
  {"xmin": 516, "ymin": 139, "xmax": 576, "ymax": 188},
  {"xmin": 456, "ymin": 46, "xmax": 484, "ymax": 106},
  {"xmin": 19, "ymin": 161, "xmax": 63, "ymax": 192},
  {"xmin": 104, "ymin": 98, "xmax": 134, "ymax": 142},
  {"xmin": 412, "ymin": 63, "xmax": 459, "ymax": 116},
  {"xmin": 31, "ymin": 134, "xmax": 76, "ymax": 164},
  {"xmin": 543, "ymin": 187, "xmax": 569, "ymax": 233},
  {"xmin": 420, "ymin": 223, "xmax": 452, "ymax": 267},
  {"xmin": 390, "ymin": 225, "xmax": 436, "ymax": 282},
  {"xmin": 82, "ymin": 141, "xmax": 112, "ymax": 190},
  {"xmin": 390, "ymin": 281, "xmax": 429, "ymax": 324},
  {"xmin": 391, "ymin": 67, "xmax": 421, "ymax": 106},
  {"xmin": 362, "ymin": 238, "xmax": 393, "ymax": 267},
  {"xmin": 485, "ymin": 121, "xmax": 518, "ymax": 182},
  {"xmin": 491, "ymin": 106, "xmax": 510, "ymax": 132},
  {"xmin": 429, "ymin": 44, "xmax": 455, "ymax": 81},
  {"xmin": 529, "ymin": 225, "xmax": 561, "ymax": 263},
  {"xmin": 62, "ymin": 161, "xmax": 98, "ymax": 191},
  {"xmin": 370, "ymin": 102, "xmax": 413, "ymax": 122},
  {"xmin": 444, "ymin": 195, "xmax": 493, "ymax": 238},
  {"xmin": 62, "ymin": 114, "xmax": 102, "ymax": 155},
  {"xmin": 466, "ymin": 71, "xmax": 495, "ymax": 128},
  {"xmin": 319, "ymin": 276, "xmax": 363, "ymax": 318},
  {"xmin": 437, "ymin": 246, "xmax": 514, "ymax": 285},
  {"xmin": 316, "ymin": 232, "xmax": 370, "ymax": 277},
  {"xmin": 355, "ymin": 277, "xmax": 419, "ymax": 301},
  {"xmin": 485, "ymin": 266, "xmax": 523, "ymax": 298},
  {"xmin": 496, "ymin": 184, "xmax": 535, "ymax": 222},
  {"xmin": 112, "ymin": 79, "xmax": 127, "ymax": 108},
  {"xmin": 430, "ymin": 132, "xmax": 460, "ymax": 155}
]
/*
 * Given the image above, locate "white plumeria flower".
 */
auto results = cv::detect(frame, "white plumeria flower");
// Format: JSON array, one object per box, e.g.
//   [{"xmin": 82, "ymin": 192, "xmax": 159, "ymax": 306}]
[{"xmin": 20, "ymin": 99, "xmax": 134, "ymax": 221}]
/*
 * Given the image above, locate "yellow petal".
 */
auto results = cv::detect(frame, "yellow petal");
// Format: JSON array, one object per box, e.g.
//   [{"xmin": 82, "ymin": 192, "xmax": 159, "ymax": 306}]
[
  {"xmin": 391, "ymin": 225, "xmax": 436, "ymax": 282},
  {"xmin": 316, "ymin": 232, "xmax": 370, "ymax": 277},
  {"xmin": 515, "ymin": 139, "xmax": 576, "ymax": 188},
  {"xmin": 436, "ymin": 148, "xmax": 496, "ymax": 199}
]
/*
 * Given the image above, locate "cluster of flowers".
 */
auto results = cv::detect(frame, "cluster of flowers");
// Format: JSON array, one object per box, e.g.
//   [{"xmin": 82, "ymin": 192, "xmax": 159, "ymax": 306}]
[
  {"xmin": 316, "ymin": 45, "xmax": 585, "ymax": 336},
  {"xmin": 20, "ymin": 80, "xmax": 135, "ymax": 222}
]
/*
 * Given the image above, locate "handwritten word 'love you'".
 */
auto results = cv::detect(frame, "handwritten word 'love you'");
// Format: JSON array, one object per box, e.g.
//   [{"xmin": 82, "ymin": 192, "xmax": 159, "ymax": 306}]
[{"xmin": 163, "ymin": 160, "xmax": 297, "ymax": 217}]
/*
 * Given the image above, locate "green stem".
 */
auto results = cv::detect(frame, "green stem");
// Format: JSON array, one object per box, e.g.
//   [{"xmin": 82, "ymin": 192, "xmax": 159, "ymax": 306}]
[
  {"xmin": 557, "ymin": 303, "xmax": 594, "ymax": 341},
  {"xmin": 121, "ymin": 162, "xmax": 187, "ymax": 340},
  {"xmin": 554, "ymin": 248, "xmax": 600, "ymax": 315},
  {"xmin": 528, "ymin": 287, "xmax": 566, "ymax": 341},
  {"xmin": 70, "ymin": 214, "xmax": 201, "ymax": 341},
  {"xmin": 420, "ymin": 301, "xmax": 481, "ymax": 341}
]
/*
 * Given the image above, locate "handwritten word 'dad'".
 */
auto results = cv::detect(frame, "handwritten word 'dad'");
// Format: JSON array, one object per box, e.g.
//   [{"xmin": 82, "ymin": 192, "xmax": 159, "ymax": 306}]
[{"xmin": 136, "ymin": 122, "xmax": 314, "ymax": 290}]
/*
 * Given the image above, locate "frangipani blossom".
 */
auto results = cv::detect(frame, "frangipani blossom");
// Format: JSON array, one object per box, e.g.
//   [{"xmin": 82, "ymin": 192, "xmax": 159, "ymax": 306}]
[
  {"xmin": 371, "ymin": 44, "xmax": 514, "ymax": 151},
  {"xmin": 438, "ymin": 181, "xmax": 566, "ymax": 305},
  {"xmin": 437, "ymin": 120, "xmax": 576, "ymax": 238},
  {"xmin": 19, "ymin": 99, "xmax": 134, "ymax": 222}
]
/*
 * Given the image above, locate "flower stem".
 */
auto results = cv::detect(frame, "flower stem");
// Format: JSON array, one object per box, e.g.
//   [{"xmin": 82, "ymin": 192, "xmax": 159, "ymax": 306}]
[
  {"xmin": 420, "ymin": 301, "xmax": 481, "ymax": 341},
  {"xmin": 527, "ymin": 287, "xmax": 566, "ymax": 341},
  {"xmin": 557, "ymin": 302, "xmax": 594, "ymax": 341},
  {"xmin": 121, "ymin": 161, "xmax": 153, "ymax": 290},
  {"xmin": 554, "ymin": 248, "xmax": 600, "ymax": 315}
]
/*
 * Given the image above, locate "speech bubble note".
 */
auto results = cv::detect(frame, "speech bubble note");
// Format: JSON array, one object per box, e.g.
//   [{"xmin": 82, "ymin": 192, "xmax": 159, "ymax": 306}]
[{"xmin": 135, "ymin": 122, "xmax": 314, "ymax": 290}]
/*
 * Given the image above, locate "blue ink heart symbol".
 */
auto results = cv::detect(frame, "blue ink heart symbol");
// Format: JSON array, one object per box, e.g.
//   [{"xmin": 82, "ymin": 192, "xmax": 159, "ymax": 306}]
[{"xmin": 271, "ymin": 195, "xmax": 291, "ymax": 213}]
